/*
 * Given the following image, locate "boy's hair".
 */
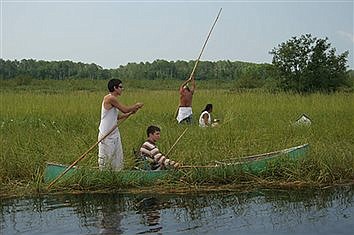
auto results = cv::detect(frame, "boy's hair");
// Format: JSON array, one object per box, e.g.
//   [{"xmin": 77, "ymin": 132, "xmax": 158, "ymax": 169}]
[
  {"xmin": 146, "ymin": 125, "xmax": 161, "ymax": 137},
  {"xmin": 107, "ymin": 79, "xmax": 122, "ymax": 92}
]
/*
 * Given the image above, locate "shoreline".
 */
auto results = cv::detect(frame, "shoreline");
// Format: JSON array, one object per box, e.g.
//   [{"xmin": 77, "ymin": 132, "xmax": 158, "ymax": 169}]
[{"xmin": 2, "ymin": 179, "xmax": 354, "ymax": 199}]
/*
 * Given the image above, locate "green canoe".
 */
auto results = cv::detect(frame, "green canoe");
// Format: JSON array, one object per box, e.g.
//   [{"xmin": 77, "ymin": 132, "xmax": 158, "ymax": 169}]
[{"xmin": 44, "ymin": 143, "xmax": 309, "ymax": 184}]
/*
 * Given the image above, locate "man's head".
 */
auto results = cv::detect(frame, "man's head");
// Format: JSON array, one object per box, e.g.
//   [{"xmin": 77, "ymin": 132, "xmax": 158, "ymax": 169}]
[
  {"xmin": 146, "ymin": 125, "xmax": 161, "ymax": 143},
  {"xmin": 107, "ymin": 79, "xmax": 122, "ymax": 92}
]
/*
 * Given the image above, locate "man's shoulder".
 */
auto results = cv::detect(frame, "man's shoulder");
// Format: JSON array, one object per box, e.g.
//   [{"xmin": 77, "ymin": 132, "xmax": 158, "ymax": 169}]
[{"xmin": 103, "ymin": 94, "xmax": 113, "ymax": 103}]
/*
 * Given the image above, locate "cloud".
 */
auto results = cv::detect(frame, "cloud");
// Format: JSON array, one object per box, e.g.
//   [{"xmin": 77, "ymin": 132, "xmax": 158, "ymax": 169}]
[{"xmin": 337, "ymin": 30, "xmax": 354, "ymax": 43}]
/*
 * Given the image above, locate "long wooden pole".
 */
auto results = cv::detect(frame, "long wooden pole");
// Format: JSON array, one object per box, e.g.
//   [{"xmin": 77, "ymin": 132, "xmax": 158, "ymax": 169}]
[
  {"xmin": 179, "ymin": 165, "xmax": 217, "ymax": 169},
  {"xmin": 47, "ymin": 117, "xmax": 128, "ymax": 189},
  {"xmin": 165, "ymin": 127, "xmax": 188, "ymax": 157},
  {"xmin": 175, "ymin": 8, "xmax": 222, "ymax": 119},
  {"xmin": 189, "ymin": 8, "xmax": 222, "ymax": 78}
]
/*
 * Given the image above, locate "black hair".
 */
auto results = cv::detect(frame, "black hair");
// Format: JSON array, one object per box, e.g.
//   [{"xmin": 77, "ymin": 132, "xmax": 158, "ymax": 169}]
[
  {"xmin": 107, "ymin": 79, "xmax": 122, "ymax": 92},
  {"xmin": 146, "ymin": 125, "xmax": 161, "ymax": 137},
  {"xmin": 202, "ymin": 104, "xmax": 213, "ymax": 113}
]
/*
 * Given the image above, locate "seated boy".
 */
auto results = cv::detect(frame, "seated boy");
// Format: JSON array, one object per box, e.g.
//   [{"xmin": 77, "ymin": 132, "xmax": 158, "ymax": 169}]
[{"xmin": 139, "ymin": 125, "xmax": 180, "ymax": 170}]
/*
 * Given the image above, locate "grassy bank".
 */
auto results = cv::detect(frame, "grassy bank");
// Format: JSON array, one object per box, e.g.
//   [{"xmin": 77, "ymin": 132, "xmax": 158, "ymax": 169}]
[{"xmin": 1, "ymin": 80, "xmax": 353, "ymax": 196}]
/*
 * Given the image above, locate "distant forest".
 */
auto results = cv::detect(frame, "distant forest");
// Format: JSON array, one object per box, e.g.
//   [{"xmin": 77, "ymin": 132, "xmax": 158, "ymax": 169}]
[
  {"xmin": 0, "ymin": 58, "xmax": 276, "ymax": 81},
  {"xmin": 1, "ymin": 58, "xmax": 353, "ymax": 91}
]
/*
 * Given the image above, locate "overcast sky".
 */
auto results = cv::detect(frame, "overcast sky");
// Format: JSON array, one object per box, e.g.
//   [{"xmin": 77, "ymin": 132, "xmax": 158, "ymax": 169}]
[{"xmin": 1, "ymin": 0, "xmax": 353, "ymax": 69}]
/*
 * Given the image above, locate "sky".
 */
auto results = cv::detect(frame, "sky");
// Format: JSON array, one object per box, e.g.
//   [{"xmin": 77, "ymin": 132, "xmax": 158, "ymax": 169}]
[{"xmin": 1, "ymin": 0, "xmax": 353, "ymax": 69}]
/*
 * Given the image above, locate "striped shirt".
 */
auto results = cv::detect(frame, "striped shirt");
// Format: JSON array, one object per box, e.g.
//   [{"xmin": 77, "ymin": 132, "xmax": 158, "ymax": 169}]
[{"xmin": 140, "ymin": 140, "xmax": 179, "ymax": 169}]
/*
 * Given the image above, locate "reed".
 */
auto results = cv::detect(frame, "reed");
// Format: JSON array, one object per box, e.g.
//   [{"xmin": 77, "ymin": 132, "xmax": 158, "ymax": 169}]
[{"xmin": 0, "ymin": 80, "xmax": 353, "ymax": 194}]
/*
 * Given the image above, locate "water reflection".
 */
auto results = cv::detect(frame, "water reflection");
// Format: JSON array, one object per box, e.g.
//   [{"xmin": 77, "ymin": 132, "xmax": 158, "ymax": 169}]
[
  {"xmin": 135, "ymin": 197, "xmax": 162, "ymax": 234},
  {"xmin": 1, "ymin": 186, "xmax": 353, "ymax": 235},
  {"xmin": 97, "ymin": 196, "xmax": 123, "ymax": 234},
  {"xmin": 66, "ymin": 193, "xmax": 125, "ymax": 234}
]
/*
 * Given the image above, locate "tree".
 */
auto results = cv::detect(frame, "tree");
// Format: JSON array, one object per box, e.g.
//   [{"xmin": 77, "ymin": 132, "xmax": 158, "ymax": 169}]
[{"xmin": 270, "ymin": 34, "xmax": 349, "ymax": 93}]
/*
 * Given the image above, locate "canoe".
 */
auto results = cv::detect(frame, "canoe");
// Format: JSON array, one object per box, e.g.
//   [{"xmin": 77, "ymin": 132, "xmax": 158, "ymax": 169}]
[{"xmin": 44, "ymin": 143, "xmax": 309, "ymax": 184}]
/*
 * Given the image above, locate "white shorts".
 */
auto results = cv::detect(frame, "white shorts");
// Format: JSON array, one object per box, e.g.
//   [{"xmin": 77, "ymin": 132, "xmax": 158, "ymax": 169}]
[{"xmin": 176, "ymin": 107, "xmax": 193, "ymax": 123}]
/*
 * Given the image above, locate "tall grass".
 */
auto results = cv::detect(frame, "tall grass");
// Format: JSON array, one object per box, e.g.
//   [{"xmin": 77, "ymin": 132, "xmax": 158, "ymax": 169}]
[{"xmin": 0, "ymin": 80, "xmax": 353, "ymax": 193}]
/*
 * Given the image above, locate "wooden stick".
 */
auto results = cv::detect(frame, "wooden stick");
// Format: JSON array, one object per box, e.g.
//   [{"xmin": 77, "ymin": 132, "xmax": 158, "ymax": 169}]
[
  {"xmin": 240, "ymin": 150, "xmax": 283, "ymax": 160},
  {"xmin": 190, "ymin": 8, "xmax": 222, "ymax": 78},
  {"xmin": 47, "ymin": 117, "xmax": 129, "ymax": 189},
  {"xmin": 220, "ymin": 117, "xmax": 236, "ymax": 126},
  {"xmin": 175, "ymin": 9, "xmax": 222, "ymax": 120},
  {"xmin": 224, "ymin": 148, "xmax": 286, "ymax": 162},
  {"xmin": 165, "ymin": 127, "xmax": 188, "ymax": 157},
  {"xmin": 179, "ymin": 165, "xmax": 217, "ymax": 169}
]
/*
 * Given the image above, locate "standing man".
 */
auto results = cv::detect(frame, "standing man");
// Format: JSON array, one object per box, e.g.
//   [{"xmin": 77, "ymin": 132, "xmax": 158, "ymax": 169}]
[
  {"xmin": 98, "ymin": 78, "xmax": 143, "ymax": 171},
  {"xmin": 176, "ymin": 75, "xmax": 196, "ymax": 124},
  {"xmin": 139, "ymin": 125, "xmax": 180, "ymax": 170}
]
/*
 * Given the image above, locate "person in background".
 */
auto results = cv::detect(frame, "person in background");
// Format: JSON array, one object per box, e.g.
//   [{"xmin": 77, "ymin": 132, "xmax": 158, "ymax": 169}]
[
  {"xmin": 199, "ymin": 103, "xmax": 219, "ymax": 127},
  {"xmin": 176, "ymin": 75, "xmax": 196, "ymax": 124},
  {"xmin": 98, "ymin": 78, "xmax": 143, "ymax": 171},
  {"xmin": 139, "ymin": 125, "xmax": 180, "ymax": 170}
]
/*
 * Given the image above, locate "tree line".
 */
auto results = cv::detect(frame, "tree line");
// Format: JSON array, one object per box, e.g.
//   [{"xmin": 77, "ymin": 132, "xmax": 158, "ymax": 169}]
[
  {"xmin": 1, "ymin": 34, "xmax": 352, "ymax": 93},
  {"xmin": 0, "ymin": 58, "xmax": 269, "ymax": 80},
  {"xmin": 0, "ymin": 59, "xmax": 111, "ymax": 80}
]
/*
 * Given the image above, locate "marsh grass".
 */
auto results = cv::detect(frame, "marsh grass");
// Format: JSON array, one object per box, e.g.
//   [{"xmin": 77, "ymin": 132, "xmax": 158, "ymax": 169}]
[{"xmin": 1, "ymin": 80, "xmax": 353, "ymax": 194}]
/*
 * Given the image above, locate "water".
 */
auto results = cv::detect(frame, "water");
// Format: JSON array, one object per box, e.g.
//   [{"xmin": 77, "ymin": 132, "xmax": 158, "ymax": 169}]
[{"xmin": 1, "ymin": 186, "xmax": 353, "ymax": 235}]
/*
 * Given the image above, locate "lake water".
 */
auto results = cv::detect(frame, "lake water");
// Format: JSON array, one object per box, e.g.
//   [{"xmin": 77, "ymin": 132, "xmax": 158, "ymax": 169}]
[{"xmin": 1, "ymin": 186, "xmax": 353, "ymax": 235}]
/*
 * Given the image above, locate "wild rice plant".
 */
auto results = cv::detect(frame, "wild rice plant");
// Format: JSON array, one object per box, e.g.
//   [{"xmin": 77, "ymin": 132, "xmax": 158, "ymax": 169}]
[{"xmin": 1, "ymin": 80, "xmax": 353, "ymax": 193}]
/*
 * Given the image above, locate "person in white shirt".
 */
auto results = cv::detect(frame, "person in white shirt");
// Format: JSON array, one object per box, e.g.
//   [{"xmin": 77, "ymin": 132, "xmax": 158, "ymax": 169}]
[
  {"xmin": 98, "ymin": 79, "xmax": 143, "ymax": 171},
  {"xmin": 199, "ymin": 104, "xmax": 219, "ymax": 127}
]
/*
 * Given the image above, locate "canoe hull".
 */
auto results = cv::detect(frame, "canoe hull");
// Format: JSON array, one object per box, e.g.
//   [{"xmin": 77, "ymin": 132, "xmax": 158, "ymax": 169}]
[
  {"xmin": 44, "ymin": 163, "xmax": 169, "ymax": 184},
  {"xmin": 44, "ymin": 143, "xmax": 309, "ymax": 184},
  {"xmin": 239, "ymin": 143, "xmax": 309, "ymax": 173}
]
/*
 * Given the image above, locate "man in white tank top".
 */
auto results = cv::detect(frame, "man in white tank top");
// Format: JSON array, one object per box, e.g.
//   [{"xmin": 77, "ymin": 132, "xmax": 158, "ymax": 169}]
[{"xmin": 98, "ymin": 79, "xmax": 143, "ymax": 171}]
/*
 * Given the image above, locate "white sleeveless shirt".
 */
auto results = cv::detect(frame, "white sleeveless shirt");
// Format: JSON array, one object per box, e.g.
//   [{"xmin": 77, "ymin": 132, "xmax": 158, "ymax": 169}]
[
  {"xmin": 98, "ymin": 99, "xmax": 119, "ymax": 137},
  {"xmin": 199, "ymin": 111, "xmax": 211, "ymax": 127}
]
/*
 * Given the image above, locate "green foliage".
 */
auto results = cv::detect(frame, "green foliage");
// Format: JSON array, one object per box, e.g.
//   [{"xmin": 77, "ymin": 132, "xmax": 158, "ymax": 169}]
[
  {"xmin": 270, "ymin": 34, "xmax": 350, "ymax": 93},
  {"xmin": 0, "ymin": 59, "xmax": 110, "ymax": 80},
  {"xmin": 0, "ymin": 59, "xmax": 273, "ymax": 88},
  {"xmin": 2, "ymin": 56, "xmax": 352, "ymax": 93},
  {"xmin": 0, "ymin": 80, "xmax": 353, "ymax": 193}
]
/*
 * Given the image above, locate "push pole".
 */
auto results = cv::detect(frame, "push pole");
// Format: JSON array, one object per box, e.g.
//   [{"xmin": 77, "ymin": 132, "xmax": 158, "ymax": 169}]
[
  {"xmin": 47, "ymin": 116, "xmax": 130, "ymax": 189},
  {"xmin": 189, "ymin": 8, "xmax": 222, "ymax": 78}
]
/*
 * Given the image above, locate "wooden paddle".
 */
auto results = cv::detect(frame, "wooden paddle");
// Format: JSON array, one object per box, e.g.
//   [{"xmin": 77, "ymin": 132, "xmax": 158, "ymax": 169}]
[{"xmin": 47, "ymin": 116, "xmax": 130, "ymax": 189}]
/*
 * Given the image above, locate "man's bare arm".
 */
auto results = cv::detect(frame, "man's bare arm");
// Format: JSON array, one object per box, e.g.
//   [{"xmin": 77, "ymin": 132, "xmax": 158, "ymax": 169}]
[
  {"xmin": 179, "ymin": 78, "xmax": 190, "ymax": 91},
  {"xmin": 107, "ymin": 95, "xmax": 143, "ymax": 113}
]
